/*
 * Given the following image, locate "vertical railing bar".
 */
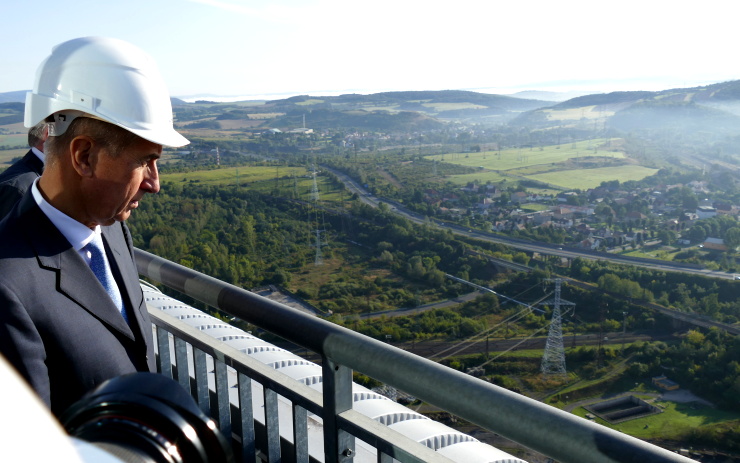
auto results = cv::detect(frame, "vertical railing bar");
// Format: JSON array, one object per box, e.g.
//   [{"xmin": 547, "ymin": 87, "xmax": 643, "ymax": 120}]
[
  {"xmin": 193, "ymin": 347, "xmax": 210, "ymax": 416},
  {"xmin": 264, "ymin": 388, "xmax": 281, "ymax": 462},
  {"xmin": 156, "ymin": 325, "xmax": 172, "ymax": 378},
  {"xmin": 173, "ymin": 336, "xmax": 190, "ymax": 392},
  {"xmin": 237, "ymin": 372, "xmax": 256, "ymax": 463},
  {"xmin": 379, "ymin": 451, "xmax": 393, "ymax": 463},
  {"xmin": 293, "ymin": 404, "xmax": 309, "ymax": 463},
  {"xmin": 322, "ymin": 359, "xmax": 354, "ymax": 463},
  {"xmin": 214, "ymin": 360, "xmax": 232, "ymax": 439}
]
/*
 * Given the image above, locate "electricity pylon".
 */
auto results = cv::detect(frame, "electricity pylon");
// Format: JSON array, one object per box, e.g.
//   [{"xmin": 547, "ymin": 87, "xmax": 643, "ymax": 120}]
[
  {"xmin": 310, "ymin": 167, "xmax": 324, "ymax": 266},
  {"xmin": 540, "ymin": 279, "xmax": 575, "ymax": 378}
]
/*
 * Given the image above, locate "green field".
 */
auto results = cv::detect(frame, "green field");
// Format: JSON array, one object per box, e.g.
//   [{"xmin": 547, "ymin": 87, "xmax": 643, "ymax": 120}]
[
  {"xmin": 445, "ymin": 170, "xmax": 509, "ymax": 185},
  {"xmin": 0, "ymin": 133, "xmax": 28, "ymax": 148},
  {"xmin": 160, "ymin": 165, "xmax": 345, "ymax": 201},
  {"xmin": 427, "ymin": 138, "xmax": 659, "ymax": 190},
  {"xmin": 573, "ymin": 399, "xmax": 739, "ymax": 440},
  {"xmin": 160, "ymin": 165, "xmax": 305, "ymax": 185},
  {"xmin": 426, "ymin": 139, "xmax": 624, "ymax": 171},
  {"xmin": 423, "ymin": 102, "xmax": 487, "ymax": 112},
  {"xmin": 527, "ymin": 165, "xmax": 659, "ymax": 189},
  {"xmin": 0, "ymin": 148, "xmax": 28, "ymax": 168},
  {"xmin": 541, "ymin": 105, "xmax": 616, "ymax": 121}
]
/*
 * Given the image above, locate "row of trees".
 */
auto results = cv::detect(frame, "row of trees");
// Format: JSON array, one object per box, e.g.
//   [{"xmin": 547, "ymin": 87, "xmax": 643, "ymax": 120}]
[{"xmin": 568, "ymin": 258, "xmax": 739, "ymax": 323}]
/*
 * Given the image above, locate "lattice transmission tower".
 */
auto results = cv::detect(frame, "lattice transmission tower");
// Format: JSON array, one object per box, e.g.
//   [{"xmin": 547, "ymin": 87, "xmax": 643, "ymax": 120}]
[
  {"xmin": 539, "ymin": 278, "xmax": 575, "ymax": 378},
  {"xmin": 310, "ymin": 167, "xmax": 324, "ymax": 266}
]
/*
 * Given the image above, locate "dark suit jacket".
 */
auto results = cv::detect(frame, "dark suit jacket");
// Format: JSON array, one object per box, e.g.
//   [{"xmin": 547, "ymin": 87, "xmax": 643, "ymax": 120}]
[
  {"xmin": 0, "ymin": 150, "xmax": 44, "ymax": 218},
  {"xmin": 0, "ymin": 191, "xmax": 155, "ymax": 417}
]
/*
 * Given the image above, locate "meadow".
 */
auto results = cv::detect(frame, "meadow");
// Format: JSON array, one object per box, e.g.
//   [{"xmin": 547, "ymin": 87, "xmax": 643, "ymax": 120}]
[
  {"xmin": 161, "ymin": 165, "xmax": 308, "ymax": 185},
  {"xmin": 527, "ymin": 165, "xmax": 659, "ymax": 190},
  {"xmin": 0, "ymin": 124, "xmax": 29, "ymax": 167},
  {"xmin": 426, "ymin": 138, "xmax": 659, "ymax": 190},
  {"xmin": 426, "ymin": 139, "xmax": 624, "ymax": 171},
  {"xmin": 541, "ymin": 105, "xmax": 616, "ymax": 121},
  {"xmin": 573, "ymin": 399, "xmax": 739, "ymax": 441},
  {"xmin": 160, "ymin": 165, "xmax": 345, "ymax": 202}
]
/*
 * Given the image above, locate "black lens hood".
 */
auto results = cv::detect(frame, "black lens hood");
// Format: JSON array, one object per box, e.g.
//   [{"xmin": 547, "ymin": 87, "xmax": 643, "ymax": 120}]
[{"xmin": 61, "ymin": 373, "xmax": 233, "ymax": 463}]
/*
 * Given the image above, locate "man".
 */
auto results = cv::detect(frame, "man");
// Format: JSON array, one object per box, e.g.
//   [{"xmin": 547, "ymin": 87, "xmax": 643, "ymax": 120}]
[
  {"xmin": 0, "ymin": 122, "xmax": 47, "ymax": 218},
  {"xmin": 0, "ymin": 37, "xmax": 189, "ymax": 417}
]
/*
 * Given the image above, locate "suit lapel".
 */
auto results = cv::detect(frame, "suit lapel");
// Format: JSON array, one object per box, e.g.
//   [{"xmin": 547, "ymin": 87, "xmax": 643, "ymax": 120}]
[
  {"xmin": 102, "ymin": 224, "xmax": 146, "ymax": 343},
  {"xmin": 56, "ymin": 249, "xmax": 134, "ymax": 339},
  {"xmin": 22, "ymin": 199, "xmax": 135, "ymax": 341}
]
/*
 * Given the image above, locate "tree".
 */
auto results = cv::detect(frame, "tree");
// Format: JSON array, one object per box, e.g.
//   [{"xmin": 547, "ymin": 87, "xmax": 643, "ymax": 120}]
[
  {"xmin": 685, "ymin": 329, "xmax": 705, "ymax": 346},
  {"xmin": 725, "ymin": 227, "xmax": 740, "ymax": 251},
  {"xmin": 657, "ymin": 229, "xmax": 676, "ymax": 246},
  {"xmin": 686, "ymin": 225, "xmax": 707, "ymax": 243}
]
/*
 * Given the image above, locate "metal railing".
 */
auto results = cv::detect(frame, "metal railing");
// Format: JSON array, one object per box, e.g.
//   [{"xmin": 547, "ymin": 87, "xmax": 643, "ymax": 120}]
[{"xmin": 135, "ymin": 248, "xmax": 696, "ymax": 463}]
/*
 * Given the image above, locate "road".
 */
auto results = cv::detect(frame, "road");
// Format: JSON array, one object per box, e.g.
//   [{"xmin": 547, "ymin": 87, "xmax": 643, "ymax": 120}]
[{"xmin": 326, "ymin": 166, "xmax": 735, "ymax": 281}]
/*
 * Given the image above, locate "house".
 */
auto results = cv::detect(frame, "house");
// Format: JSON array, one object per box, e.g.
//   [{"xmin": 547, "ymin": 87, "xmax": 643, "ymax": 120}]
[
  {"xmin": 652, "ymin": 375, "xmax": 679, "ymax": 391},
  {"xmin": 511, "ymin": 191, "xmax": 528, "ymax": 204},
  {"xmin": 696, "ymin": 206, "xmax": 717, "ymax": 220},
  {"xmin": 575, "ymin": 237, "xmax": 599, "ymax": 250},
  {"xmin": 288, "ymin": 127, "xmax": 313, "ymax": 134},
  {"xmin": 625, "ymin": 211, "xmax": 647, "ymax": 223},
  {"xmin": 702, "ymin": 237, "xmax": 728, "ymax": 252}
]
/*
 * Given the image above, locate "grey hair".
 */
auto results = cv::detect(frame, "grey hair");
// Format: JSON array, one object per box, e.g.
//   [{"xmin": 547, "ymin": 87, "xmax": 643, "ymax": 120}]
[
  {"xmin": 27, "ymin": 122, "xmax": 47, "ymax": 149},
  {"xmin": 44, "ymin": 117, "xmax": 143, "ymax": 167}
]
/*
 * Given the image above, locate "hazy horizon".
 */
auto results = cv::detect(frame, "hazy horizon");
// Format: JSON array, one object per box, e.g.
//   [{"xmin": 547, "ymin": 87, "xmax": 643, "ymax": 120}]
[
  {"xmin": 2, "ymin": 1, "xmax": 737, "ymax": 101},
  {"xmin": 2, "ymin": 75, "xmax": 730, "ymax": 105},
  {"xmin": 172, "ymin": 76, "xmax": 732, "ymax": 103}
]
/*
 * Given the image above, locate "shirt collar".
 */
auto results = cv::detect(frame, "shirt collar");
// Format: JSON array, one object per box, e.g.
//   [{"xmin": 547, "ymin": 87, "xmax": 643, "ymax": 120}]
[{"xmin": 31, "ymin": 179, "xmax": 99, "ymax": 252}]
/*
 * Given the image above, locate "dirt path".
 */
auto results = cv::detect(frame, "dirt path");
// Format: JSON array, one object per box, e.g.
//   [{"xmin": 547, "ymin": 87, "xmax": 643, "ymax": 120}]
[{"xmin": 376, "ymin": 168, "xmax": 403, "ymax": 188}]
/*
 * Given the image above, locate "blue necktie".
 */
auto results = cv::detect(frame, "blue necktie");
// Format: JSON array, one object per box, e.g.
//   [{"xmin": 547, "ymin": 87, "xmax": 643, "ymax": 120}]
[{"xmin": 86, "ymin": 237, "xmax": 127, "ymax": 324}]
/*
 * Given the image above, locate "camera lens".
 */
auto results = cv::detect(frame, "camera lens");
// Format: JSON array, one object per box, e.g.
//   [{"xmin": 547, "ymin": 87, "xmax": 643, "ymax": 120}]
[{"xmin": 61, "ymin": 373, "xmax": 233, "ymax": 463}]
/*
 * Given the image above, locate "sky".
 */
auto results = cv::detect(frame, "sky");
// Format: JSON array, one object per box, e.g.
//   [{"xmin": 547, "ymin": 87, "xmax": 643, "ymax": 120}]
[{"xmin": 2, "ymin": 0, "xmax": 738, "ymax": 101}]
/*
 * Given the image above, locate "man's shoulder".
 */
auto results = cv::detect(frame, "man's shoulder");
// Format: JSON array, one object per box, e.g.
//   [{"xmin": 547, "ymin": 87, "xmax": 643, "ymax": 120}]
[
  {"xmin": 0, "ymin": 197, "xmax": 44, "ymax": 257},
  {"xmin": 0, "ymin": 170, "xmax": 39, "ymax": 192},
  {"xmin": 0, "ymin": 151, "xmax": 42, "ymax": 189},
  {"xmin": 0, "ymin": 151, "xmax": 44, "ymax": 183}
]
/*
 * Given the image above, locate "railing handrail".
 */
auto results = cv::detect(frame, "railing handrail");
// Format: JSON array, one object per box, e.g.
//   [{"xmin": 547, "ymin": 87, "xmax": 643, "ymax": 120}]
[{"xmin": 135, "ymin": 248, "xmax": 696, "ymax": 463}]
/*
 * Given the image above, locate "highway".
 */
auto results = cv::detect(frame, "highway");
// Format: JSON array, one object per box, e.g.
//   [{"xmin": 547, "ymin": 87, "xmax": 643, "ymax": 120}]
[{"xmin": 326, "ymin": 166, "xmax": 736, "ymax": 281}]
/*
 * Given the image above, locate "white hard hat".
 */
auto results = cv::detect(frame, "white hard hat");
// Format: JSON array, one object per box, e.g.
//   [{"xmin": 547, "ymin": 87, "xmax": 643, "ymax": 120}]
[{"xmin": 25, "ymin": 37, "xmax": 189, "ymax": 148}]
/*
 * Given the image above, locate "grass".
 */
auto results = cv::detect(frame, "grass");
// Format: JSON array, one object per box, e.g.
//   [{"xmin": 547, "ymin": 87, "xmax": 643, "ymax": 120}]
[
  {"xmin": 161, "ymin": 165, "xmax": 310, "ymax": 185},
  {"xmin": 160, "ymin": 165, "xmax": 347, "ymax": 202},
  {"xmin": 422, "ymin": 102, "xmax": 488, "ymax": 112},
  {"xmin": 541, "ymin": 105, "xmax": 617, "ymax": 121},
  {"xmin": 527, "ymin": 165, "xmax": 659, "ymax": 189},
  {"xmin": 621, "ymin": 245, "xmax": 684, "ymax": 261},
  {"xmin": 444, "ymin": 170, "xmax": 509, "ymax": 185},
  {"xmin": 0, "ymin": 148, "xmax": 27, "ymax": 168},
  {"xmin": 573, "ymin": 400, "xmax": 740, "ymax": 440},
  {"xmin": 424, "ymin": 138, "xmax": 654, "ymax": 190},
  {"xmin": 520, "ymin": 203, "xmax": 550, "ymax": 212},
  {"xmin": 294, "ymin": 99, "xmax": 326, "ymax": 106},
  {"xmin": 425, "ymin": 138, "xmax": 624, "ymax": 171}
]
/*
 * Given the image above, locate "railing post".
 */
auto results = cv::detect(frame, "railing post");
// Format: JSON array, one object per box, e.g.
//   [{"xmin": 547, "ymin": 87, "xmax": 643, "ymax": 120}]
[
  {"xmin": 156, "ymin": 326, "xmax": 172, "ymax": 378},
  {"xmin": 322, "ymin": 358, "xmax": 354, "ymax": 463},
  {"xmin": 237, "ymin": 372, "xmax": 256, "ymax": 463}
]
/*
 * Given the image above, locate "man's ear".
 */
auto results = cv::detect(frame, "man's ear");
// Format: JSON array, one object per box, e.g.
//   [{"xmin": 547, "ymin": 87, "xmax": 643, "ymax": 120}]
[{"xmin": 69, "ymin": 136, "xmax": 96, "ymax": 177}]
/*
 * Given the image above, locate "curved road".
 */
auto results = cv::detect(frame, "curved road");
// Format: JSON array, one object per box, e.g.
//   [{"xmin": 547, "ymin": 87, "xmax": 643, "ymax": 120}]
[{"xmin": 326, "ymin": 166, "xmax": 735, "ymax": 281}]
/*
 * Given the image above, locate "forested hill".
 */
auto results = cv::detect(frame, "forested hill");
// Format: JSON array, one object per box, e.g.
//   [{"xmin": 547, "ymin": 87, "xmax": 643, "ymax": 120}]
[
  {"xmin": 273, "ymin": 108, "xmax": 445, "ymax": 131},
  {"xmin": 270, "ymin": 90, "xmax": 548, "ymax": 112},
  {"xmin": 513, "ymin": 79, "xmax": 740, "ymax": 131}
]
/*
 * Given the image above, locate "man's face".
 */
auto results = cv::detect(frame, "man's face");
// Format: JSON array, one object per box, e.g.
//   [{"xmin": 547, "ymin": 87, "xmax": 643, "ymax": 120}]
[{"xmin": 87, "ymin": 137, "xmax": 162, "ymax": 226}]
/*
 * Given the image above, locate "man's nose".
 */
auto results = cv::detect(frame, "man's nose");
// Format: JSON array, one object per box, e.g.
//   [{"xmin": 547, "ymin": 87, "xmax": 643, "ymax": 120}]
[{"xmin": 142, "ymin": 162, "xmax": 160, "ymax": 194}]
